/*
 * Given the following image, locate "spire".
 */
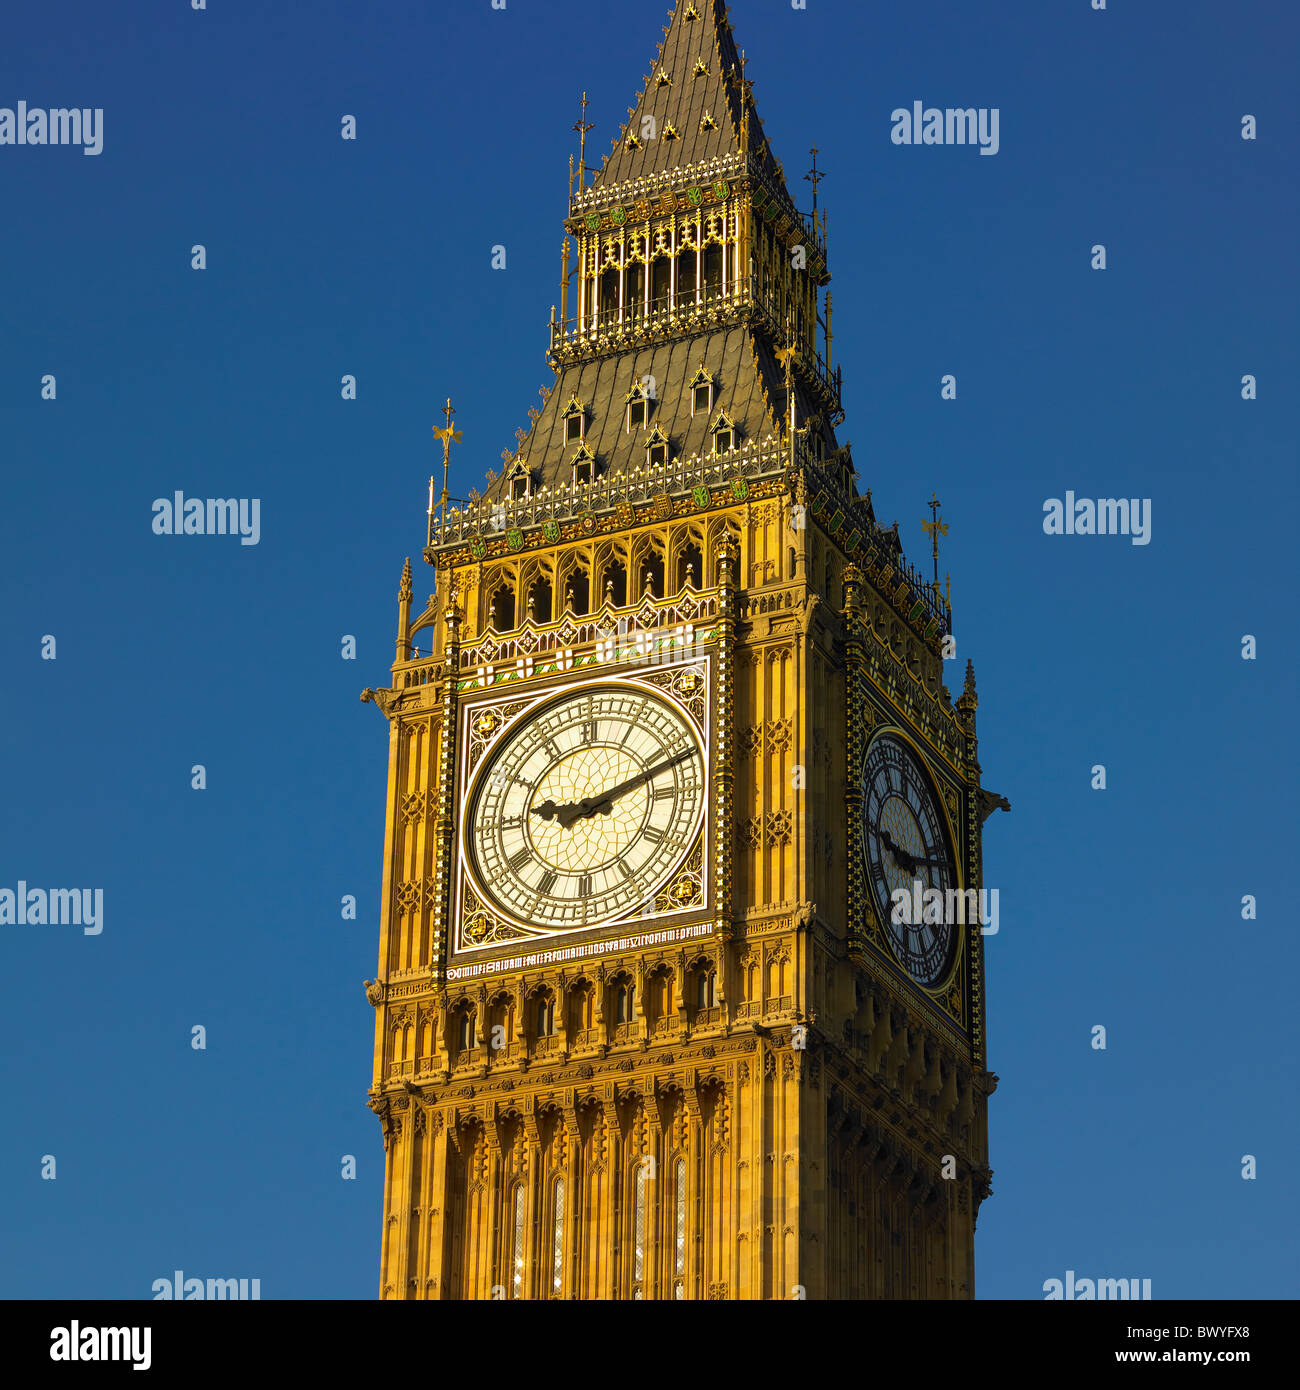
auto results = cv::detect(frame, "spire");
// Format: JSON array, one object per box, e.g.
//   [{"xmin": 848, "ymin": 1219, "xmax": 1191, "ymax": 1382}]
[{"xmin": 589, "ymin": 0, "xmax": 786, "ymax": 194}]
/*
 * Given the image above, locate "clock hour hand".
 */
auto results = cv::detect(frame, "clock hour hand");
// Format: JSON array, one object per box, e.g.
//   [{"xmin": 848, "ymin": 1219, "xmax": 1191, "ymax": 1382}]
[{"xmin": 879, "ymin": 829, "xmax": 920, "ymax": 873}]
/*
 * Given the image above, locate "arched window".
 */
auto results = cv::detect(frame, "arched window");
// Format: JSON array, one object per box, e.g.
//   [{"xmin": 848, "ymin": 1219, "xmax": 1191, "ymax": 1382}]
[
  {"xmin": 599, "ymin": 267, "xmax": 619, "ymax": 322},
  {"xmin": 641, "ymin": 552, "xmax": 664, "ymax": 599},
  {"xmin": 511, "ymin": 1184, "xmax": 526, "ymax": 1299},
  {"xmin": 536, "ymin": 994, "xmax": 555, "ymax": 1037},
  {"xmin": 527, "ymin": 578, "xmax": 553, "ymax": 625},
  {"xmin": 616, "ymin": 982, "xmax": 634, "ymax": 1023},
  {"xmin": 695, "ymin": 969, "xmax": 716, "ymax": 1009},
  {"xmin": 458, "ymin": 1010, "xmax": 475, "ymax": 1052}
]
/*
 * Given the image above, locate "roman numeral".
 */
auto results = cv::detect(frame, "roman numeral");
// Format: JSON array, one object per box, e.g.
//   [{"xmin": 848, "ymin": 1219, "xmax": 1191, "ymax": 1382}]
[
  {"xmin": 578, "ymin": 875, "xmax": 592, "ymax": 898},
  {"xmin": 536, "ymin": 870, "xmax": 557, "ymax": 896},
  {"xmin": 643, "ymin": 826, "xmax": 664, "ymax": 843},
  {"xmin": 653, "ymin": 786, "xmax": 674, "ymax": 801},
  {"xmin": 509, "ymin": 847, "xmax": 531, "ymax": 871}
]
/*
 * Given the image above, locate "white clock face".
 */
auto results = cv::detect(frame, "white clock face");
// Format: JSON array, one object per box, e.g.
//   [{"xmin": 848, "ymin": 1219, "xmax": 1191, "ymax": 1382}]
[
  {"xmin": 466, "ymin": 684, "xmax": 704, "ymax": 931},
  {"xmin": 862, "ymin": 733, "xmax": 958, "ymax": 988}
]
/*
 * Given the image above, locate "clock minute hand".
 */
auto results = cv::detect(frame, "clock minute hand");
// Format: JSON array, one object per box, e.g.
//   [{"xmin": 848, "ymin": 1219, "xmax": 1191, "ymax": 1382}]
[
  {"xmin": 590, "ymin": 747, "xmax": 694, "ymax": 808},
  {"xmin": 554, "ymin": 749, "xmax": 695, "ymax": 828}
]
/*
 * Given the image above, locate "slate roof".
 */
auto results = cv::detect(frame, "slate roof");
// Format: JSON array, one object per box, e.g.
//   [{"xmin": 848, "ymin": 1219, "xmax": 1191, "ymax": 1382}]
[
  {"xmin": 591, "ymin": 0, "xmax": 784, "ymax": 191},
  {"xmin": 481, "ymin": 326, "xmax": 839, "ymax": 502}
]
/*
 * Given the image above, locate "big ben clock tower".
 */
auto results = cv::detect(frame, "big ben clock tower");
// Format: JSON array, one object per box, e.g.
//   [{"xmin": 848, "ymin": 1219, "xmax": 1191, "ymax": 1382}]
[{"xmin": 363, "ymin": 0, "xmax": 1002, "ymax": 1300}]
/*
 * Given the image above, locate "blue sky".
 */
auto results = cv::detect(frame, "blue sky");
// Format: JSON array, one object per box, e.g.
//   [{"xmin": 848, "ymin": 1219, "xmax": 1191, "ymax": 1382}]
[{"xmin": 0, "ymin": 0, "xmax": 1295, "ymax": 1299}]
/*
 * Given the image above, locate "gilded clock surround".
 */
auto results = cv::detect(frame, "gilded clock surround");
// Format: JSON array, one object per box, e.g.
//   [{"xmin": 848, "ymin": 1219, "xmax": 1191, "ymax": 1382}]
[{"xmin": 362, "ymin": 0, "xmax": 1000, "ymax": 1301}]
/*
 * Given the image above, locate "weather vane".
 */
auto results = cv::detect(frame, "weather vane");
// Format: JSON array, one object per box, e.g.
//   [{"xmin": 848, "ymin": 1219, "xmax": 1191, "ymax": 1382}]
[
  {"xmin": 921, "ymin": 491, "xmax": 949, "ymax": 599},
  {"xmin": 431, "ymin": 398, "xmax": 462, "ymax": 528}
]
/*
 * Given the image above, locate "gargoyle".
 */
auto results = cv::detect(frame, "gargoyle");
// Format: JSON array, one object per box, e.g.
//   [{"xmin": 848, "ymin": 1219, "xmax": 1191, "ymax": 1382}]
[{"xmin": 978, "ymin": 788, "xmax": 1011, "ymax": 823}]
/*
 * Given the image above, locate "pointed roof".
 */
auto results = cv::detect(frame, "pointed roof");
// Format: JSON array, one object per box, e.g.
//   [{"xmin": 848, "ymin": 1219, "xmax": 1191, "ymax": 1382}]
[{"xmin": 591, "ymin": 0, "xmax": 784, "ymax": 191}]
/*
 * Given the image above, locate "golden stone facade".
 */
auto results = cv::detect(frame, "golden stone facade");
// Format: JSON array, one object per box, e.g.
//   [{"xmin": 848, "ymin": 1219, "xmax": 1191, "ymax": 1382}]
[{"xmin": 363, "ymin": 0, "xmax": 997, "ymax": 1300}]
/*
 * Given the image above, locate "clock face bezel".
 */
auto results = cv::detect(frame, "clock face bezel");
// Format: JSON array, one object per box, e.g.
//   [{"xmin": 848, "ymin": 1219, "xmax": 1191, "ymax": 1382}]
[
  {"xmin": 449, "ymin": 656, "xmax": 713, "ymax": 963},
  {"xmin": 861, "ymin": 728, "xmax": 962, "ymax": 992}
]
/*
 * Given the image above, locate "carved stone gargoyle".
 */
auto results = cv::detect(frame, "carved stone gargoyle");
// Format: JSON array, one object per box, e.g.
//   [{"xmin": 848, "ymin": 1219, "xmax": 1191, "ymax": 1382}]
[
  {"xmin": 360, "ymin": 687, "xmax": 416, "ymax": 719},
  {"xmin": 978, "ymin": 788, "xmax": 1011, "ymax": 823}
]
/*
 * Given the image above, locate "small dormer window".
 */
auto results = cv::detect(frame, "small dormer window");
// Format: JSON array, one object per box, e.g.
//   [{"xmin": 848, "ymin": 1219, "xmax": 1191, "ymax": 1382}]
[
  {"xmin": 646, "ymin": 425, "xmax": 670, "ymax": 468},
  {"xmin": 625, "ymin": 380, "xmax": 651, "ymax": 432},
  {"xmin": 663, "ymin": 124, "xmax": 679, "ymax": 142},
  {"xmin": 712, "ymin": 410, "xmax": 736, "ymax": 455},
  {"xmin": 562, "ymin": 396, "xmax": 585, "ymax": 444},
  {"xmin": 656, "ymin": 70, "xmax": 672, "ymax": 88},
  {"xmin": 571, "ymin": 441, "xmax": 595, "ymax": 486},
  {"xmin": 700, "ymin": 112, "xmax": 717, "ymax": 132},
  {"xmin": 689, "ymin": 364, "xmax": 714, "ymax": 415},
  {"xmin": 507, "ymin": 460, "xmax": 530, "ymax": 500},
  {"xmin": 693, "ymin": 58, "xmax": 709, "ymax": 77}
]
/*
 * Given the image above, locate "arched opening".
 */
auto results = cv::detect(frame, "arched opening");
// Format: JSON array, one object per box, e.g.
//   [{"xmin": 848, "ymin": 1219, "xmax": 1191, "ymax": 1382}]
[
  {"xmin": 702, "ymin": 243, "xmax": 723, "ymax": 298},
  {"xmin": 677, "ymin": 542, "xmax": 702, "ymax": 591},
  {"xmin": 625, "ymin": 262, "xmax": 645, "ymax": 319},
  {"xmin": 651, "ymin": 255, "xmax": 672, "ymax": 310},
  {"xmin": 527, "ymin": 578, "xmax": 553, "ymax": 625},
  {"xmin": 599, "ymin": 267, "xmax": 619, "ymax": 321},
  {"xmin": 489, "ymin": 583, "xmax": 515, "ymax": 632},
  {"xmin": 535, "ymin": 992, "xmax": 556, "ymax": 1038},
  {"xmin": 601, "ymin": 561, "xmax": 627, "ymax": 608},
  {"xmin": 641, "ymin": 552, "xmax": 664, "ymax": 599},
  {"xmin": 676, "ymin": 247, "xmax": 697, "ymax": 305},
  {"xmin": 564, "ymin": 569, "xmax": 590, "ymax": 615}
]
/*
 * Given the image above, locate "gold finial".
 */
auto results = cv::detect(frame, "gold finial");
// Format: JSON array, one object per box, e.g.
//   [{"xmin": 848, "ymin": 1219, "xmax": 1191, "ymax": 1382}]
[
  {"xmin": 431, "ymin": 398, "xmax": 462, "ymax": 530},
  {"xmin": 573, "ymin": 92, "xmax": 594, "ymax": 189},
  {"xmin": 921, "ymin": 491, "xmax": 949, "ymax": 597},
  {"xmin": 775, "ymin": 315, "xmax": 798, "ymax": 464}
]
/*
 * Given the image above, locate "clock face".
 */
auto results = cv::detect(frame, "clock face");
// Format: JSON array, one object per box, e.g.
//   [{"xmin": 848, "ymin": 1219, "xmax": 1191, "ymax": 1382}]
[
  {"xmin": 465, "ymin": 684, "xmax": 705, "ymax": 932},
  {"xmin": 862, "ymin": 733, "xmax": 958, "ymax": 988}
]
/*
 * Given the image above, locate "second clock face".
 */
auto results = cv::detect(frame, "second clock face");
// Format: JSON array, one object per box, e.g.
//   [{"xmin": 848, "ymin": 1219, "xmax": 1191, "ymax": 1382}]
[
  {"xmin": 862, "ymin": 732, "xmax": 958, "ymax": 988},
  {"xmin": 466, "ymin": 684, "xmax": 704, "ymax": 931}
]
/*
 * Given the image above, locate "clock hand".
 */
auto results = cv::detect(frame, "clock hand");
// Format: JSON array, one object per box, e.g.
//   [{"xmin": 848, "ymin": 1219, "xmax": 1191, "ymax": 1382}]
[
  {"xmin": 547, "ymin": 749, "xmax": 696, "ymax": 829},
  {"xmin": 587, "ymin": 748, "xmax": 695, "ymax": 808},
  {"xmin": 879, "ymin": 829, "xmax": 921, "ymax": 873}
]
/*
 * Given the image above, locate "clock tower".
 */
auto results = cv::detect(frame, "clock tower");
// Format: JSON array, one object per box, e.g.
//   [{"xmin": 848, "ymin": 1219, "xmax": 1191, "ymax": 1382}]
[{"xmin": 363, "ymin": 0, "xmax": 1001, "ymax": 1300}]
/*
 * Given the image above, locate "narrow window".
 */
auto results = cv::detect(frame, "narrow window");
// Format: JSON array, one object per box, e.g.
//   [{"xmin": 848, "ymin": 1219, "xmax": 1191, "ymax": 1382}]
[
  {"xmin": 633, "ymin": 1160, "xmax": 648, "ymax": 1296},
  {"xmin": 628, "ymin": 398, "xmax": 647, "ymax": 429},
  {"xmin": 694, "ymin": 382, "xmax": 711, "ymax": 413},
  {"xmin": 511, "ymin": 1185, "xmax": 526, "ymax": 1299},
  {"xmin": 552, "ymin": 1177, "xmax": 566, "ymax": 1296},
  {"xmin": 565, "ymin": 414, "xmax": 582, "ymax": 443},
  {"xmin": 674, "ymin": 1157, "xmax": 687, "ymax": 1298}
]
